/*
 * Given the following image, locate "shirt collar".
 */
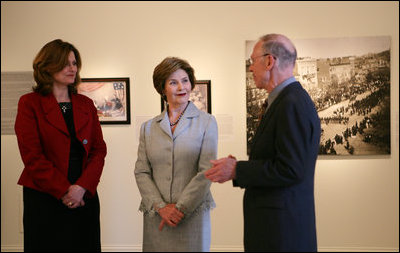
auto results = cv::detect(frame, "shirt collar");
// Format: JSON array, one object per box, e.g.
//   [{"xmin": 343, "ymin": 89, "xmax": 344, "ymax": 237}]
[{"xmin": 267, "ymin": 76, "xmax": 296, "ymax": 107}]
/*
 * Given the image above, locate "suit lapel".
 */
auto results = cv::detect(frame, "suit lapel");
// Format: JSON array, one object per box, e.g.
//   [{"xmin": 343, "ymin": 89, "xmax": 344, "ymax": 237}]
[
  {"xmin": 250, "ymin": 82, "xmax": 300, "ymax": 152},
  {"xmin": 71, "ymin": 94, "xmax": 89, "ymax": 133},
  {"xmin": 157, "ymin": 111, "xmax": 173, "ymax": 138},
  {"xmin": 172, "ymin": 102, "xmax": 199, "ymax": 139},
  {"xmin": 41, "ymin": 94, "xmax": 69, "ymax": 136},
  {"xmin": 251, "ymin": 108, "xmax": 271, "ymax": 151}
]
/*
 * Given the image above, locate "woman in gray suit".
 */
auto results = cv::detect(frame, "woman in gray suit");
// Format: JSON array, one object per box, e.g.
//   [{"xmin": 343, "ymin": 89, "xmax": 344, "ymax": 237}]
[{"xmin": 135, "ymin": 57, "xmax": 218, "ymax": 252}]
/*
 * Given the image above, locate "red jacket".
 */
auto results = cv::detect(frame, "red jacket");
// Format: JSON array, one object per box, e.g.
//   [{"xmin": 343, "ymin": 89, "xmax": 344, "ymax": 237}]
[{"xmin": 15, "ymin": 92, "xmax": 107, "ymax": 199}]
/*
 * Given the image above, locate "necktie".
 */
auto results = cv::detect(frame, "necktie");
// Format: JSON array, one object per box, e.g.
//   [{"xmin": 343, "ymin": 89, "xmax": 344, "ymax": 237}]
[{"xmin": 258, "ymin": 99, "xmax": 268, "ymax": 122}]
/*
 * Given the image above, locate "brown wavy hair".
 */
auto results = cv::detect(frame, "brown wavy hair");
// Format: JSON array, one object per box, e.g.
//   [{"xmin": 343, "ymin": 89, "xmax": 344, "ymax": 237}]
[
  {"xmin": 153, "ymin": 57, "xmax": 196, "ymax": 102},
  {"xmin": 32, "ymin": 39, "xmax": 82, "ymax": 95}
]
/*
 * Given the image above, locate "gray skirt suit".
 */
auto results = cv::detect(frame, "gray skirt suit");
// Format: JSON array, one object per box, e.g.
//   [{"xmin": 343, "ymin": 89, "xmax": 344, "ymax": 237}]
[{"xmin": 135, "ymin": 102, "xmax": 218, "ymax": 252}]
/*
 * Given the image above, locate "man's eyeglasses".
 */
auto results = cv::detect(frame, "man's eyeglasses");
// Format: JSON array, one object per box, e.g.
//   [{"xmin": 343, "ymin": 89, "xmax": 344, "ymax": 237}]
[{"xmin": 249, "ymin": 53, "xmax": 276, "ymax": 65}]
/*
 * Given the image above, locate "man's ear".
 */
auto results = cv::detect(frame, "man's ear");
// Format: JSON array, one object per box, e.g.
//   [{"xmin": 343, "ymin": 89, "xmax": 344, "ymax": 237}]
[{"xmin": 265, "ymin": 54, "xmax": 276, "ymax": 70}]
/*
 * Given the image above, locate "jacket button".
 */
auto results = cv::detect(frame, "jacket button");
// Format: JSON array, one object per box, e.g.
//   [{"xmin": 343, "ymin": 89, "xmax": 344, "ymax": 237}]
[{"xmin": 83, "ymin": 139, "xmax": 88, "ymax": 144}]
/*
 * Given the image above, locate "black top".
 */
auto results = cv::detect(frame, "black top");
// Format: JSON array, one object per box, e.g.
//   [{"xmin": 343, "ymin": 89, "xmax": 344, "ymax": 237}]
[{"xmin": 59, "ymin": 102, "xmax": 85, "ymax": 184}]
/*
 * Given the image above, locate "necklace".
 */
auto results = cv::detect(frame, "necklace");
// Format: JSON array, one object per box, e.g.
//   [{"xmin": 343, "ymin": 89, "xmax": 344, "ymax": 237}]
[
  {"xmin": 59, "ymin": 102, "xmax": 72, "ymax": 113},
  {"xmin": 169, "ymin": 102, "xmax": 189, "ymax": 127}
]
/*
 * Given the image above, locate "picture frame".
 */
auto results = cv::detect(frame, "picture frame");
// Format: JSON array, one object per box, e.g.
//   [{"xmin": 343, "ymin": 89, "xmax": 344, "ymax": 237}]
[
  {"xmin": 246, "ymin": 36, "xmax": 391, "ymax": 156},
  {"xmin": 161, "ymin": 80, "xmax": 211, "ymax": 114},
  {"xmin": 78, "ymin": 77, "xmax": 131, "ymax": 124}
]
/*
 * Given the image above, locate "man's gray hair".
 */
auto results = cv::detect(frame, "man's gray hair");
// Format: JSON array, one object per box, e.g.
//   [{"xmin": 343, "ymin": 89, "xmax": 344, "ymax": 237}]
[{"xmin": 259, "ymin": 34, "xmax": 297, "ymax": 70}]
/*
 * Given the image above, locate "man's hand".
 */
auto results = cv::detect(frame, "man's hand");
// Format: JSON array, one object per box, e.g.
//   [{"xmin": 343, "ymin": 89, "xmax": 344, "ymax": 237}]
[{"xmin": 205, "ymin": 155, "xmax": 237, "ymax": 183}]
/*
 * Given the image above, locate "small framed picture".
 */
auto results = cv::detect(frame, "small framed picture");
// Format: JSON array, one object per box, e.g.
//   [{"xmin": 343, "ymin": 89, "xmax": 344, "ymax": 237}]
[
  {"xmin": 161, "ymin": 80, "xmax": 211, "ymax": 114},
  {"xmin": 78, "ymin": 77, "xmax": 131, "ymax": 124}
]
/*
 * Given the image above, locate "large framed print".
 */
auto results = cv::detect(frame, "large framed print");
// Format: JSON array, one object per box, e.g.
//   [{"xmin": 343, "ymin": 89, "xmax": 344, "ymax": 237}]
[
  {"xmin": 161, "ymin": 80, "xmax": 211, "ymax": 114},
  {"xmin": 245, "ymin": 36, "xmax": 391, "ymax": 156},
  {"xmin": 78, "ymin": 77, "xmax": 131, "ymax": 124}
]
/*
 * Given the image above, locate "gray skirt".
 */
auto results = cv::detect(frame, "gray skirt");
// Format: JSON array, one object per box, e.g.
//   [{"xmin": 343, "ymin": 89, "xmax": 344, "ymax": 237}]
[{"xmin": 142, "ymin": 209, "xmax": 211, "ymax": 252}]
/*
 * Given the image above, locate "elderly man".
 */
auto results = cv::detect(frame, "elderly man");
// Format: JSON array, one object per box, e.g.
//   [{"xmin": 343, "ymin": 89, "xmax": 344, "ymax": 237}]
[{"xmin": 205, "ymin": 34, "xmax": 321, "ymax": 252}]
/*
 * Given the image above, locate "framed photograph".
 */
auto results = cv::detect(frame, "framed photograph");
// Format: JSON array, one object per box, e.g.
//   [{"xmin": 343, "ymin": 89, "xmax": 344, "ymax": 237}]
[
  {"xmin": 246, "ymin": 36, "xmax": 391, "ymax": 156},
  {"xmin": 78, "ymin": 77, "xmax": 130, "ymax": 124},
  {"xmin": 161, "ymin": 80, "xmax": 211, "ymax": 114}
]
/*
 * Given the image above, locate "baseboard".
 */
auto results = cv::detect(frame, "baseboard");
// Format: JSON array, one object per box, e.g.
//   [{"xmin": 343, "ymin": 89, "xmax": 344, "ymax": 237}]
[
  {"xmin": 102, "ymin": 245, "xmax": 400, "ymax": 252},
  {"xmin": 210, "ymin": 245, "xmax": 245, "ymax": 251},
  {"xmin": 318, "ymin": 246, "xmax": 399, "ymax": 252},
  {"xmin": 101, "ymin": 244, "xmax": 142, "ymax": 252},
  {"xmin": 0, "ymin": 245, "xmax": 23, "ymax": 252},
  {"xmin": 2, "ymin": 244, "xmax": 398, "ymax": 252},
  {"xmin": 101, "ymin": 244, "xmax": 245, "ymax": 252},
  {"xmin": 0, "ymin": 245, "xmax": 143, "ymax": 252}
]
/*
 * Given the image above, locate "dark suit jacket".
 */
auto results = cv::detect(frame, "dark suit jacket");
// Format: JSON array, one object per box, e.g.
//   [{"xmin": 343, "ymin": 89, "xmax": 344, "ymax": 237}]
[
  {"xmin": 234, "ymin": 82, "xmax": 320, "ymax": 252},
  {"xmin": 15, "ymin": 92, "xmax": 107, "ymax": 200}
]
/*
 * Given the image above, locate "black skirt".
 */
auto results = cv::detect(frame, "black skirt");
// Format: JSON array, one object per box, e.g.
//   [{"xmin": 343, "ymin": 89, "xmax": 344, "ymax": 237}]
[{"xmin": 23, "ymin": 187, "xmax": 101, "ymax": 252}]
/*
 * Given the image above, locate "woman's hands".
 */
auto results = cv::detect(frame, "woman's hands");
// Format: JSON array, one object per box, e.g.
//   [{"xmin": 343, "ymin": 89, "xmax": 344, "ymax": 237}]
[
  {"xmin": 61, "ymin": 185, "xmax": 86, "ymax": 209},
  {"xmin": 157, "ymin": 204, "xmax": 184, "ymax": 231}
]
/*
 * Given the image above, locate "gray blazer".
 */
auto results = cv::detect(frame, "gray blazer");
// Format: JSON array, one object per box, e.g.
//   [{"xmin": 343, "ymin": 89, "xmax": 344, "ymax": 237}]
[{"xmin": 135, "ymin": 102, "xmax": 217, "ymax": 216}]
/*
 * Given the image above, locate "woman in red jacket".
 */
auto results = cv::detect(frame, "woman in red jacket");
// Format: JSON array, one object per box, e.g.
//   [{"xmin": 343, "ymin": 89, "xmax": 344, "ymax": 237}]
[{"xmin": 15, "ymin": 39, "xmax": 107, "ymax": 252}]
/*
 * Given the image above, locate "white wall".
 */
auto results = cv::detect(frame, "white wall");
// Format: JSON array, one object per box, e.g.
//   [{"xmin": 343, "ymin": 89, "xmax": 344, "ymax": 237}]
[{"xmin": 1, "ymin": 1, "xmax": 399, "ymax": 252}]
